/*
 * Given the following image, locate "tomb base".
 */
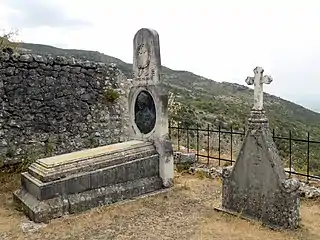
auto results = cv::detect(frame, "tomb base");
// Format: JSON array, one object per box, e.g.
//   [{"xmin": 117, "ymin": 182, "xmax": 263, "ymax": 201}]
[
  {"xmin": 13, "ymin": 140, "xmax": 165, "ymax": 223},
  {"xmin": 213, "ymin": 204, "xmax": 300, "ymax": 230},
  {"xmin": 14, "ymin": 176, "xmax": 163, "ymax": 223}
]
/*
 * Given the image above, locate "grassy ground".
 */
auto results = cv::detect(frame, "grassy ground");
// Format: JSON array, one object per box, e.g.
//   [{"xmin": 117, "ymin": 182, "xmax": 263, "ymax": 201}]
[{"xmin": 0, "ymin": 171, "xmax": 320, "ymax": 240}]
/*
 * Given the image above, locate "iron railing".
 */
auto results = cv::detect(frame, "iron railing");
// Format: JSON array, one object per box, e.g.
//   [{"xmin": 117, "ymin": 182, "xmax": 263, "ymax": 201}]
[{"xmin": 169, "ymin": 122, "xmax": 320, "ymax": 182}]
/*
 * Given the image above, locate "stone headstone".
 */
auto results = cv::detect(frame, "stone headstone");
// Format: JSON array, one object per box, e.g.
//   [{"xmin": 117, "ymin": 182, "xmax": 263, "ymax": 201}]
[
  {"xmin": 128, "ymin": 28, "xmax": 174, "ymax": 187},
  {"xmin": 216, "ymin": 67, "xmax": 300, "ymax": 229}
]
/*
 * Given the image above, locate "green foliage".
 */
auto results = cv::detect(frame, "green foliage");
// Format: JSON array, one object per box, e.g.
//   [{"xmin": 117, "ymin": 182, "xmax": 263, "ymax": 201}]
[
  {"xmin": 195, "ymin": 170, "xmax": 207, "ymax": 179},
  {"xmin": 170, "ymin": 103, "xmax": 199, "ymax": 129},
  {"xmin": 0, "ymin": 29, "xmax": 20, "ymax": 51},
  {"xmin": 1, "ymin": 144, "xmax": 45, "ymax": 173},
  {"xmin": 175, "ymin": 163, "xmax": 191, "ymax": 173},
  {"xmin": 103, "ymin": 88, "xmax": 120, "ymax": 103},
  {"xmin": 86, "ymin": 135, "xmax": 99, "ymax": 148},
  {"xmin": 6, "ymin": 147, "xmax": 15, "ymax": 158},
  {"xmin": 45, "ymin": 137, "xmax": 56, "ymax": 157}
]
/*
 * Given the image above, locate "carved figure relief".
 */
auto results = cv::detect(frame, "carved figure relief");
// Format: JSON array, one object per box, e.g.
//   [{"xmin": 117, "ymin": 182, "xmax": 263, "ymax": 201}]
[
  {"xmin": 134, "ymin": 90, "xmax": 156, "ymax": 134},
  {"xmin": 136, "ymin": 44, "xmax": 151, "ymax": 77}
]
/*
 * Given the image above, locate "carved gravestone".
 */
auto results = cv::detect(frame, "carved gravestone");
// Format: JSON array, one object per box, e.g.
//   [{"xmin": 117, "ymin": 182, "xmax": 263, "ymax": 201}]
[
  {"xmin": 13, "ymin": 28, "xmax": 174, "ymax": 223},
  {"xmin": 128, "ymin": 28, "xmax": 174, "ymax": 187},
  {"xmin": 216, "ymin": 67, "xmax": 301, "ymax": 229}
]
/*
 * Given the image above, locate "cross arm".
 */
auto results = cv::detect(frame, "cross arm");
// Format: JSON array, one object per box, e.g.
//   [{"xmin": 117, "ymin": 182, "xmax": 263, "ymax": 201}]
[
  {"xmin": 262, "ymin": 75, "xmax": 273, "ymax": 84},
  {"xmin": 245, "ymin": 76, "xmax": 254, "ymax": 85}
]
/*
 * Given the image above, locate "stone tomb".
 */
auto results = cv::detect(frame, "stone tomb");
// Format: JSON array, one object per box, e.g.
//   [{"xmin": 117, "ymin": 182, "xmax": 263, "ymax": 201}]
[
  {"xmin": 13, "ymin": 28, "xmax": 174, "ymax": 223},
  {"xmin": 215, "ymin": 67, "xmax": 301, "ymax": 229}
]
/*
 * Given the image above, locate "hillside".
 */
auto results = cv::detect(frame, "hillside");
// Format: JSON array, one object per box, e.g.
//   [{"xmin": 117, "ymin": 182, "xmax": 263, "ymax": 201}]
[
  {"xmin": 19, "ymin": 42, "xmax": 320, "ymax": 136},
  {"xmin": 17, "ymin": 42, "xmax": 320, "ymax": 174}
]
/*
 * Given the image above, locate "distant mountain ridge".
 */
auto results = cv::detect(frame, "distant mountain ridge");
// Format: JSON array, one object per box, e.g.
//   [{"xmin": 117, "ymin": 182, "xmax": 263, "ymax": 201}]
[{"xmin": 292, "ymin": 96, "xmax": 320, "ymax": 113}]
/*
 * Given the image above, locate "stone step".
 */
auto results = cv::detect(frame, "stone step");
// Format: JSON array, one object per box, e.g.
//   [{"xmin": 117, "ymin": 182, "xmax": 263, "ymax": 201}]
[
  {"xmin": 13, "ymin": 176, "xmax": 163, "ymax": 223},
  {"xmin": 21, "ymin": 154, "xmax": 160, "ymax": 201},
  {"xmin": 28, "ymin": 140, "xmax": 156, "ymax": 182}
]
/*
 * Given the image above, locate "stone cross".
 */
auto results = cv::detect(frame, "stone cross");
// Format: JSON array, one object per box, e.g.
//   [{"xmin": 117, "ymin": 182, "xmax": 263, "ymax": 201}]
[{"xmin": 245, "ymin": 67, "xmax": 273, "ymax": 110}]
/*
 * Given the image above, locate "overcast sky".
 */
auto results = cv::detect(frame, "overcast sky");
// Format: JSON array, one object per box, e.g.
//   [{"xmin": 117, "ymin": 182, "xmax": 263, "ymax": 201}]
[{"xmin": 0, "ymin": 0, "xmax": 320, "ymax": 110}]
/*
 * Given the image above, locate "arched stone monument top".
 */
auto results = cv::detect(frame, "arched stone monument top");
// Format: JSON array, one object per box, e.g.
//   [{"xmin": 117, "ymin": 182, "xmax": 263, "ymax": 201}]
[{"xmin": 133, "ymin": 28, "xmax": 161, "ymax": 84}]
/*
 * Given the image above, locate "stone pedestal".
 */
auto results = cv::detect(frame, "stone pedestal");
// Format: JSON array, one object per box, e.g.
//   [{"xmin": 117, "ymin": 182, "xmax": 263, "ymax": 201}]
[
  {"xmin": 13, "ymin": 140, "xmax": 163, "ymax": 223},
  {"xmin": 216, "ymin": 110, "xmax": 300, "ymax": 229}
]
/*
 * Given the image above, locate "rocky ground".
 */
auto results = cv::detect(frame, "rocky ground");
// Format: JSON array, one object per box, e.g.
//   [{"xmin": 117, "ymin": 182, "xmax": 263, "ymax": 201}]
[{"xmin": 0, "ymin": 171, "xmax": 320, "ymax": 240}]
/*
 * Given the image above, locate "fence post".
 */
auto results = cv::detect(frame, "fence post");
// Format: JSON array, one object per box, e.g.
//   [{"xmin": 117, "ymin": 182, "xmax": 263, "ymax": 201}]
[
  {"xmin": 207, "ymin": 124, "xmax": 210, "ymax": 165},
  {"xmin": 196, "ymin": 123, "xmax": 199, "ymax": 162},
  {"xmin": 272, "ymin": 128, "xmax": 275, "ymax": 139},
  {"xmin": 177, "ymin": 122, "xmax": 180, "ymax": 151},
  {"xmin": 168, "ymin": 121, "xmax": 171, "ymax": 139},
  {"xmin": 289, "ymin": 131, "xmax": 292, "ymax": 178},
  {"xmin": 218, "ymin": 125, "xmax": 221, "ymax": 166},
  {"xmin": 186, "ymin": 126, "xmax": 190, "ymax": 153},
  {"xmin": 230, "ymin": 126, "xmax": 233, "ymax": 164},
  {"xmin": 307, "ymin": 132, "xmax": 310, "ymax": 183}
]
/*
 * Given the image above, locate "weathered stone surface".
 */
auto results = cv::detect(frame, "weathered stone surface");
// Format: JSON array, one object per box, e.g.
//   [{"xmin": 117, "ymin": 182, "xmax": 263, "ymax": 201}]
[
  {"xmin": 28, "ymin": 140, "xmax": 155, "ymax": 182},
  {"xmin": 219, "ymin": 68, "xmax": 300, "ymax": 229},
  {"xmin": 20, "ymin": 220, "xmax": 47, "ymax": 233},
  {"xmin": 129, "ymin": 28, "xmax": 174, "ymax": 188},
  {"xmin": 174, "ymin": 152, "xmax": 196, "ymax": 164},
  {"xmin": 0, "ymin": 51, "xmax": 131, "ymax": 166},
  {"xmin": 245, "ymin": 67, "xmax": 272, "ymax": 111},
  {"xmin": 13, "ymin": 140, "xmax": 162, "ymax": 222},
  {"xmin": 299, "ymin": 182, "xmax": 320, "ymax": 199},
  {"xmin": 221, "ymin": 120, "xmax": 300, "ymax": 228},
  {"xmin": 21, "ymin": 153, "xmax": 160, "ymax": 201},
  {"xmin": 14, "ymin": 176, "xmax": 163, "ymax": 223},
  {"xmin": 189, "ymin": 163, "xmax": 320, "ymax": 200}
]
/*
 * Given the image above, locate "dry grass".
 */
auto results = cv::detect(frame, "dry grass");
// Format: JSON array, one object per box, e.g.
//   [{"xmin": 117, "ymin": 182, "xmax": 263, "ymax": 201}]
[
  {"xmin": 0, "ymin": 172, "xmax": 320, "ymax": 240},
  {"xmin": 174, "ymin": 145, "xmax": 234, "ymax": 168}
]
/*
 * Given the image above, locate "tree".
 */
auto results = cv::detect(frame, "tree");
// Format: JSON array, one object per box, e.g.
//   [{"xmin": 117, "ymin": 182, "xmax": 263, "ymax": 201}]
[
  {"xmin": 168, "ymin": 91, "xmax": 200, "ymax": 129},
  {"xmin": 0, "ymin": 29, "xmax": 20, "ymax": 52}
]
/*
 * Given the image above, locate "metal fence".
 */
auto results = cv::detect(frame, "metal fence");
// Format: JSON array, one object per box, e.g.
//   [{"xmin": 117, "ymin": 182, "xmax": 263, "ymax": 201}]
[{"xmin": 169, "ymin": 122, "xmax": 320, "ymax": 182}]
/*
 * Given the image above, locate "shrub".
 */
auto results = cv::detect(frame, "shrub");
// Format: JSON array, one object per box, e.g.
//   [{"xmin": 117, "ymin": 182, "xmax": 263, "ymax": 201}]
[{"xmin": 103, "ymin": 88, "xmax": 120, "ymax": 103}]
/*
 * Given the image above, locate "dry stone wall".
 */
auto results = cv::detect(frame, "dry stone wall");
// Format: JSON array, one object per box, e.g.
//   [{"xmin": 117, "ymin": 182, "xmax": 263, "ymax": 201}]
[{"xmin": 0, "ymin": 51, "xmax": 131, "ymax": 167}]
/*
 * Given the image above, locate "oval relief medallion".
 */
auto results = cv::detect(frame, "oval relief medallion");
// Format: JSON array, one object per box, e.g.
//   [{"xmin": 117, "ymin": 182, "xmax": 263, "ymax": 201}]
[{"xmin": 134, "ymin": 90, "xmax": 156, "ymax": 134}]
